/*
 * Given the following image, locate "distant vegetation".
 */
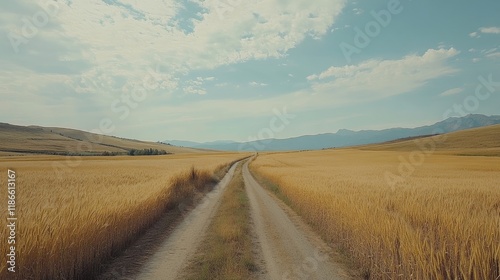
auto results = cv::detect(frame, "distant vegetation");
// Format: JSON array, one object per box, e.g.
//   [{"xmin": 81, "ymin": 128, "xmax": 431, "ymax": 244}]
[{"xmin": 127, "ymin": 148, "xmax": 169, "ymax": 156}]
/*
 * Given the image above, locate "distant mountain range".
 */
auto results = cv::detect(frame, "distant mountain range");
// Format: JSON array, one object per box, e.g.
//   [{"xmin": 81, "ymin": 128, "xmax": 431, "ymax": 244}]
[{"xmin": 163, "ymin": 114, "xmax": 500, "ymax": 151}]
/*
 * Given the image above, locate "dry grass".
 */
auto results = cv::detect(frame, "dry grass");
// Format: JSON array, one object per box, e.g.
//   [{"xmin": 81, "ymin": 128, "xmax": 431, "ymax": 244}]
[
  {"xmin": 0, "ymin": 153, "xmax": 244, "ymax": 279},
  {"xmin": 184, "ymin": 163, "xmax": 256, "ymax": 280},
  {"xmin": 44, "ymin": 126, "xmax": 204, "ymax": 154},
  {"xmin": 251, "ymin": 149, "xmax": 500, "ymax": 279},
  {"xmin": 363, "ymin": 124, "xmax": 500, "ymax": 157},
  {"xmin": 0, "ymin": 123, "xmax": 202, "ymax": 155}
]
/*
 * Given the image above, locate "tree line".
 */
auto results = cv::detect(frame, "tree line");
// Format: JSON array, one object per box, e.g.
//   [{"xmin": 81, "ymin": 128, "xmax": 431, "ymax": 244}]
[{"xmin": 127, "ymin": 148, "xmax": 170, "ymax": 156}]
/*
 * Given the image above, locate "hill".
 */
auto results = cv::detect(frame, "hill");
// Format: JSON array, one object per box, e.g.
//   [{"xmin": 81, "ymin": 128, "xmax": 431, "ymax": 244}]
[
  {"xmin": 362, "ymin": 124, "xmax": 500, "ymax": 156},
  {"xmin": 0, "ymin": 123, "xmax": 202, "ymax": 156}
]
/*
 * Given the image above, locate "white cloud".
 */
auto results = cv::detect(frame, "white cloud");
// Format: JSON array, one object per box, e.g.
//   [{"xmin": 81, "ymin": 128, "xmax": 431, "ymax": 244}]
[
  {"xmin": 352, "ymin": 8, "xmax": 364, "ymax": 15},
  {"xmin": 330, "ymin": 27, "xmax": 340, "ymax": 33},
  {"xmin": 0, "ymin": 0, "xmax": 350, "ymax": 140},
  {"xmin": 440, "ymin": 87, "xmax": 464, "ymax": 97},
  {"xmin": 1, "ymin": 0, "xmax": 346, "ymax": 98},
  {"xmin": 306, "ymin": 74, "xmax": 318, "ymax": 81},
  {"xmin": 183, "ymin": 77, "xmax": 213, "ymax": 95},
  {"xmin": 0, "ymin": 1, "xmax": 475, "ymax": 142},
  {"xmin": 145, "ymin": 49, "xmax": 460, "ymax": 124},
  {"xmin": 307, "ymin": 48, "xmax": 460, "ymax": 102},
  {"xmin": 470, "ymin": 26, "xmax": 500, "ymax": 38},
  {"xmin": 484, "ymin": 48, "xmax": 498, "ymax": 54},
  {"xmin": 476, "ymin": 48, "xmax": 500, "ymax": 60},
  {"xmin": 479, "ymin": 26, "xmax": 500, "ymax": 34},
  {"xmin": 181, "ymin": 76, "xmax": 217, "ymax": 95},
  {"xmin": 184, "ymin": 86, "xmax": 206, "ymax": 95},
  {"xmin": 481, "ymin": 48, "xmax": 498, "ymax": 55},
  {"xmin": 93, "ymin": 48, "xmax": 462, "ymax": 141},
  {"xmin": 437, "ymin": 42, "xmax": 451, "ymax": 49},
  {"xmin": 249, "ymin": 81, "xmax": 268, "ymax": 87},
  {"xmin": 486, "ymin": 52, "xmax": 500, "ymax": 59}
]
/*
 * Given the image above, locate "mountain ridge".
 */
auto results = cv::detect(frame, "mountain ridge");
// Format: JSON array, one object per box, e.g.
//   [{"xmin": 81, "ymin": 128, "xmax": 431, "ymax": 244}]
[{"xmin": 163, "ymin": 114, "xmax": 500, "ymax": 151}]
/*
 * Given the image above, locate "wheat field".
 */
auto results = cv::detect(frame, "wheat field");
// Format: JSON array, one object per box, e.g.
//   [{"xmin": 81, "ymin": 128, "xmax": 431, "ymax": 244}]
[
  {"xmin": 364, "ymin": 124, "xmax": 500, "ymax": 157},
  {"xmin": 251, "ymin": 149, "xmax": 500, "ymax": 279},
  {"xmin": 0, "ymin": 153, "xmax": 243, "ymax": 280}
]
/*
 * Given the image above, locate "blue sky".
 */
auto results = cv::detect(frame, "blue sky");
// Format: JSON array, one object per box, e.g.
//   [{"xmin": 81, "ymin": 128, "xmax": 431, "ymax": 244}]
[{"xmin": 1, "ymin": 0, "xmax": 499, "ymax": 142}]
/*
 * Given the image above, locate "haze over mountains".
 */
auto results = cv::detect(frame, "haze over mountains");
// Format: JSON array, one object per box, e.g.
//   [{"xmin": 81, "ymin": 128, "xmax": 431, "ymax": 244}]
[
  {"xmin": 2, "ymin": 114, "xmax": 499, "ymax": 155},
  {"xmin": 164, "ymin": 114, "xmax": 500, "ymax": 151}
]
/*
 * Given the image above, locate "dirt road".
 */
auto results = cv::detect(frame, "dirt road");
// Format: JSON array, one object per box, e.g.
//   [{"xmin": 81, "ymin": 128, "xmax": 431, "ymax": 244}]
[
  {"xmin": 243, "ymin": 161, "xmax": 350, "ymax": 280},
  {"xmin": 132, "ymin": 163, "xmax": 238, "ymax": 280},
  {"xmin": 99, "ymin": 159, "xmax": 350, "ymax": 280}
]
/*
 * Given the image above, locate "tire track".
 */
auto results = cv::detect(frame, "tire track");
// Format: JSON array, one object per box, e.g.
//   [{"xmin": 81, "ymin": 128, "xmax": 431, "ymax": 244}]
[
  {"xmin": 243, "ymin": 161, "xmax": 350, "ymax": 280},
  {"xmin": 134, "ymin": 163, "xmax": 238, "ymax": 280}
]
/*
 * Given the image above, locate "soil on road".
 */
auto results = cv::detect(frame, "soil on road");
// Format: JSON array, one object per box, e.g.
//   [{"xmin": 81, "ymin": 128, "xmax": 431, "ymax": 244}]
[
  {"xmin": 98, "ymin": 159, "xmax": 352, "ymax": 280},
  {"xmin": 134, "ymin": 163, "xmax": 238, "ymax": 280},
  {"xmin": 243, "ymin": 161, "xmax": 351, "ymax": 280}
]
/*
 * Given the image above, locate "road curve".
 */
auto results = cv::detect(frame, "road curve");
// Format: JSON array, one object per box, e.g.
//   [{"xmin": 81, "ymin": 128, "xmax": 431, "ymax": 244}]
[
  {"xmin": 243, "ymin": 161, "xmax": 350, "ymax": 280},
  {"xmin": 133, "ymin": 162, "xmax": 239, "ymax": 280}
]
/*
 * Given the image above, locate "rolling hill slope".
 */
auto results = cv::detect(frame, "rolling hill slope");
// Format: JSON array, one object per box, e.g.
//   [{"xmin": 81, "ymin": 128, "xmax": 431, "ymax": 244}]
[
  {"xmin": 362, "ymin": 124, "xmax": 500, "ymax": 156},
  {"xmin": 0, "ymin": 123, "xmax": 202, "ymax": 155}
]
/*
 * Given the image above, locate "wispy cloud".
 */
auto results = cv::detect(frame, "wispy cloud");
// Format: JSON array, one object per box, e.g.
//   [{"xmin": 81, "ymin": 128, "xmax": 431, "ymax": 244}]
[
  {"xmin": 352, "ymin": 8, "xmax": 364, "ymax": 15},
  {"xmin": 0, "ymin": 0, "xmax": 346, "ymax": 97},
  {"xmin": 307, "ymin": 48, "xmax": 460, "ymax": 102},
  {"xmin": 470, "ymin": 26, "xmax": 500, "ymax": 37},
  {"xmin": 249, "ymin": 81, "xmax": 268, "ymax": 87},
  {"xmin": 1, "ymin": 0, "xmax": 498, "ymax": 142},
  {"xmin": 440, "ymin": 87, "xmax": 464, "ymax": 97},
  {"xmin": 482, "ymin": 48, "xmax": 500, "ymax": 59},
  {"xmin": 183, "ymin": 77, "xmax": 214, "ymax": 95},
  {"xmin": 486, "ymin": 52, "xmax": 500, "ymax": 59},
  {"xmin": 479, "ymin": 26, "xmax": 500, "ymax": 34}
]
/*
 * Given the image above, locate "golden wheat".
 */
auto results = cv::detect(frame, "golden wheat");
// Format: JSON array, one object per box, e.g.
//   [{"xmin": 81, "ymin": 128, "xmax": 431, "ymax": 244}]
[
  {"xmin": 0, "ymin": 153, "xmax": 244, "ymax": 279},
  {"xmin": 251, "ymin": 149, "xmax": 500, "ymax": 279}
]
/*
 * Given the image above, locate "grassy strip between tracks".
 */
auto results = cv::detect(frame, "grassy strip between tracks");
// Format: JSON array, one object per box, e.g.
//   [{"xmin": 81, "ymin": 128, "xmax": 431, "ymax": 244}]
[{"xmin": 184, "ymin": 162, "xmax": 257, "ymax": 280}]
